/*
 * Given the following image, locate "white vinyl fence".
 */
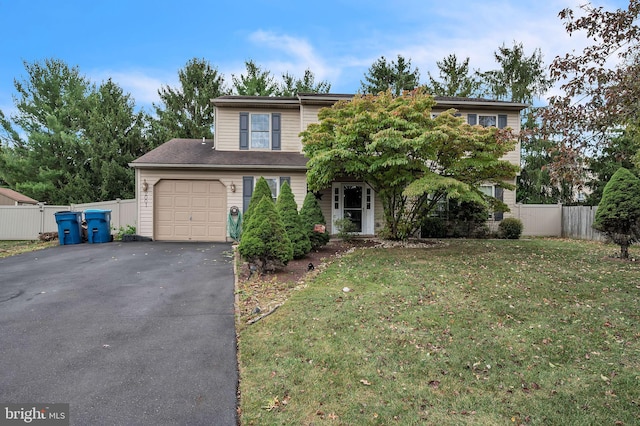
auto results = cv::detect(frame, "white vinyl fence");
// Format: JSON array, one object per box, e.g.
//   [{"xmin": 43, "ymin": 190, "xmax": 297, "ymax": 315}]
[{"xmin": 0, "ymin": 199, "xmax": 136, "ymax": 240}]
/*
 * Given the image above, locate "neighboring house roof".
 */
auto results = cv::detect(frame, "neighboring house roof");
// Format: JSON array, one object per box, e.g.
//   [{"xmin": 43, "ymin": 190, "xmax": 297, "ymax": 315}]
[
  {"xmin": 0, "ymin": 187, "xmax": 38, "ymax": 204},
  {"xmin": 130, "ymin": 139, "xmax": 308, "ymax": 170}
]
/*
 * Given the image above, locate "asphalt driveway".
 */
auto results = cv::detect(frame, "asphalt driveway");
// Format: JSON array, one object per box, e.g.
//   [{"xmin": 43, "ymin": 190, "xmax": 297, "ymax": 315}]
[{"xmin": 0, "ymin": 241, "xmax": 237, "ymax": 425}]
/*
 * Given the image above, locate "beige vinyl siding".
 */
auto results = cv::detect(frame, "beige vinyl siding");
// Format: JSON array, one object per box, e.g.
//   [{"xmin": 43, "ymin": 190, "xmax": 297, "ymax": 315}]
[
  {"xmin": 431, "ymin": 109, "xmax": 521, "ymax": 168},
  {"xmin": 215, "ymin": 107, "xmax": 302, "ymax": 152},
  {"xmin": 136, "ymin": 169, "xmax": 307, "ymax": 240},
  {"xmin": 300, "ymin": 104, "xmax": 324, "ymax": 129}
]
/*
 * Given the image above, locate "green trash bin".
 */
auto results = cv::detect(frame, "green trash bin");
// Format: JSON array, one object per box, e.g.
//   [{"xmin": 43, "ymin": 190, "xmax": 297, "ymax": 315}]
[
  {"xmin": 54, "ymin": 211, "xmax": 83, "ymax": 245},
  {"xmin": 84, "ymin": 209, "xmax": 112, "ymax": 243}
]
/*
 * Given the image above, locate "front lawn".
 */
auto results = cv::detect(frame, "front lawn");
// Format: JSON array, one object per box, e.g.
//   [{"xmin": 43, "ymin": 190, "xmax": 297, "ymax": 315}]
[
  {"xmin": 237, "ymin": 239, "xmax": 640, "ymax": 425},
  {"xmin": 0, "ymin": 240, "xmax": 56, "ymax": 258}
]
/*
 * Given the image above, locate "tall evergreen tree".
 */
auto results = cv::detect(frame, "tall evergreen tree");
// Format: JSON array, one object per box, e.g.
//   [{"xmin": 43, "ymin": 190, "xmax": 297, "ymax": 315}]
[
  {"xmin": 0, "ymin": 59, "xmax": 93, "ymax": 204},
  {"xmin": 153, "ymin": 58, "xmax": 227, "ymax": 143},
  {"xmin": 0, "ymin": 59, "xmax": 149, "ymax": 204},
  {"xmin": 85, "ymin": 79, "xmax": 150, "ymax": 200},
  {"xmin": 426, "ymin": 54, "xmax": 481, "ymax": 97},
  {"xmin": 280, "ymin": 69, "xmax": 331, "ymax": 96},
  {"xmin": 276, "ymin": 181, "xmax": 311, "ymax": 258},
  {"xmin": 300, "ymin": 192, "xmax": 330, "ymax": 250},
  {"xmin": 232, "ymin": 60, "xmax": 280, "ymax": 96},
  {"xmin": 478, "ymin": 42, "xmax": 552, "ymax": 104},
  {"xmin": 360, "ymin": 55, "xmax": 420, "ymax": 96}
]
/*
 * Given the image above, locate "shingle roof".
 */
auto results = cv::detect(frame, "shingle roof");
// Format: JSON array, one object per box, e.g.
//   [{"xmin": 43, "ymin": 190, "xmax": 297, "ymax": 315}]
[
  {"xmin": 131, "ymin": 139, "xmax": 308, "ymax": 170},
  {"xmin": 0, "ymin": 187, "xmax": 38, "ymax": 204}
]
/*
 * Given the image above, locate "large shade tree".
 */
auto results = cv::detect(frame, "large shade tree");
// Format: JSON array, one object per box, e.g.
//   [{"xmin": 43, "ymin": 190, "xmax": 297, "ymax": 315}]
[
  {"xmin": 541, "ymin": 1, "xmax": 640, "ymax": 188},
  {"xmin": 301, "ymin": 88, "xmax": 518, "ymax": 240}
]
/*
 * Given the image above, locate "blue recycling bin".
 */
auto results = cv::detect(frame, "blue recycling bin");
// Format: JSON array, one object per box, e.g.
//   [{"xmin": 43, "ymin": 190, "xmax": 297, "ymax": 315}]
[
  {"xmin": 54, "ymin": 211, "xmax": 83, "ymax": 245},
  {"xmin": 84, "ymin": 209, "xmax": 112, "ymax": 243}
]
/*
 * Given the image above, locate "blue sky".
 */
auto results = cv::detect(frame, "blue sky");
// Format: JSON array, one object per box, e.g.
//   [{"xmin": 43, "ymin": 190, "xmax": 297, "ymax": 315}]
[{"xmin": 0, "ymin": 0, "xmax": 628, "ymax": 115}]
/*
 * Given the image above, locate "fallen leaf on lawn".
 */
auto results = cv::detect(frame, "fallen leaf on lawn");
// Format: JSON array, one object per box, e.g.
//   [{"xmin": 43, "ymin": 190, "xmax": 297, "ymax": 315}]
[
  {"xmin": 601, "ymin": 374, "xmax": 610, "ymax": 382},
  {"xmin": 360, "ymin": 379, "xmax": 372, "ymax": 386},
  {"xmin": 428, "ymin": 380, "xmax": 440, "ymax": 389}
]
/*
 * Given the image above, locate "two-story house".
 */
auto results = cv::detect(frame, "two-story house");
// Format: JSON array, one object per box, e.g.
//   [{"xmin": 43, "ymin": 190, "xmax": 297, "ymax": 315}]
[{"xmin": 130, "ymin": 94, "xmax": 526, "ymax": 242}]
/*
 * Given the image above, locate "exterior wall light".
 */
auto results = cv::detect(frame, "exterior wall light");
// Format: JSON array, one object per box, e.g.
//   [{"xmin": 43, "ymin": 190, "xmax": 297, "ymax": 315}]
[
  {"xmin": 230, "ymin": 182, "xmax": 236, "ymax": 193},
  {"xmin": 142, "ymin": 179, "xmax": 149, "ymax": 192}
]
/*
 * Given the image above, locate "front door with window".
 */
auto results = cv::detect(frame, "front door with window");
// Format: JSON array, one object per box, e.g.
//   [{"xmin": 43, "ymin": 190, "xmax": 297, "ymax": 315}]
[{"xmin": 332, "ymin": 183, "xmax": 374, "ymax": 235}]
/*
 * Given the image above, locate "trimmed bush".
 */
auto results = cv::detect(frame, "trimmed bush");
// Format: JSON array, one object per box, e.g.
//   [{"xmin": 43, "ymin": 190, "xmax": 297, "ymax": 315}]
[
  {"xmin": 276, "ymin": 181, "xmax": 311, "ymax": 259},
  {"xmin": 420, "ymin": 217, "xmax": 447, "ymax": 238},
  {"xmin": 238, "ymin": 196, "xmax": 293, "ymax": 273},
  {"xmin": 334, "ymin": 217, "xmax": 358, "ymax": 242},
  {"xmin": 593, "ymin": 167, "xmax": 640, "ymax": 258},
  {"xmin": 498, "ymin": 218, "xmax": 523, "ymax": 239},
  {"xmin": 242, "ymin": 177, "xmax": 273, "ymax": 233},
  {"xmin": 299, "ymin": 192, "xmax": 330, "ymax": 250}
]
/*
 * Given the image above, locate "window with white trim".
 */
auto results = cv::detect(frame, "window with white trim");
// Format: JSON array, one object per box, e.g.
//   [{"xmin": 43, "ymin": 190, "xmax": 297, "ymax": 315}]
[
  {"xmin": 239, "ymin": 112, "xmax": 281, "ymax": 150},
  {"xmin": 263, "ymin": 177, "xmax": 278, "ymax": 201},
  {"xmin": 250, "ymin": 113, "xmax": 270, "ymax": 149},
  {"xmin": 478, "ymin": 115, "xmax": 497, "ymax": 127}
]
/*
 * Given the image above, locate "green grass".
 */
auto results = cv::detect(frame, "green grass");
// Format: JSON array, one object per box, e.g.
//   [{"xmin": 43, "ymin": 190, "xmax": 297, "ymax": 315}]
[
  {"xmin": 0, "ymin": 240, "xmax": 56, "ymax": 258},
  {"xmin": 238, "ymin": 239, "xmax": 640, "ymax": 425}
]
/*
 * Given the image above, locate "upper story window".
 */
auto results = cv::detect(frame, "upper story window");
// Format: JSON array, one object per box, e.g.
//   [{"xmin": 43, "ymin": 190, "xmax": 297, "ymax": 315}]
[
  {"xmin": 467, "ymin": 113, "xmax": 508, "ymax": 129},
  {"xmin": 250, "ymin": 114, "xmax": 270, "ymax": 148},
  {"xmin": 479, "ymin": 115, "xmax": 497, "ymax": 127},
  {"xmin": 240, "ymin": 112, "xmax": 281, "ymax": 150}
]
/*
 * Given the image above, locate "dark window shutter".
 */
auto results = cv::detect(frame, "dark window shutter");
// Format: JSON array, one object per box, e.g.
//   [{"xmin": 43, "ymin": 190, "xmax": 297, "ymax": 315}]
[
  {"xmin": 271, "ymin": 113, "xmax": 281, "ymax": 150},
  {"xmin": 243, "ymin": 176, "xmax": 254, "ymax": 213},
  {"xmin": 494, "ymin": 186, "xmax": 504, "ymax": 221},
  {"xmin": 454, "ymin": 113, "xmax": 462, "ymax": 117},
  {"xmin": 279, "ymin": 176, "xmax": 290, "ymax": 188},
  {"xmin": 239, "ymin": 112, "xmax": 249, "ymax": 150},
  {"xmin": 467, "ymin": 114, "xmax": 477, "ymax": 125},
  {"xmin": 498, "ymin": 114, "xmax": 508, "ymax": 129}
]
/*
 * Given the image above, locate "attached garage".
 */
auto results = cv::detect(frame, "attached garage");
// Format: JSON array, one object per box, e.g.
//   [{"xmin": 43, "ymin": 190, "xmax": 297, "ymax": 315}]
[
  {"xmin": 155, "ymin": 179, "xmax": 227, "ymax": 241},
  {"xmin": 130, "ymin": 138, "xmax": 309, "ymax": 243}
]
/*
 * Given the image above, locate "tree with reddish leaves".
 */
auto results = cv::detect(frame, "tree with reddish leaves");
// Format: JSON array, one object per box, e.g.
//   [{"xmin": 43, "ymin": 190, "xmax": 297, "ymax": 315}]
[{"xmin": 540, "ymin": 1, "xmax": 640, "ymax": 190}]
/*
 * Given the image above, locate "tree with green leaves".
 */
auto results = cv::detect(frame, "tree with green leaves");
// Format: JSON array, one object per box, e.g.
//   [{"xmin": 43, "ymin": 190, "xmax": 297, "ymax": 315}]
[
  {"xmin": 238, "ymin": 196, "xmax": 293, "ymax": 273},
  {"xmin": 593, "ymin": 167, "xmax": 640, "ymax": 259},
  {"xmin": 84, "ymin": 79, "xmax": 149, "ymax": 200},
  {"xmin": 232, "ymin": 60, "xmax": 280, "ymax": 96},
  {"xmin": 280, "ymin": 69, "xmax": 331, "ymax": 96},
  {"xmin": 542, "ymin": 1, "xmax": 640, "ymax": 180},
  {"xmin": 517, "ymin": 110, "xmax": 573, "ymax": 204},
  {"xmin": 479, "ymin": 42, "xmax": 552, "ymax": 104},
  {"xmin": 153, "ymin": 58, "xmax": 227, "ymax": 143},
  {"xmin": 0, "ymin": 59, "xmax": 93, "ymax": 204},
  {"xmin": 300, "ymin": 192, "xmax": 330, "ymax": 250},
  {"xmin": 426, "ymin": 54, "xmax": 481, "ymax": 97},
  {"xmin": 0, "ymin": 59, "xmax": 149, "ymax": 204},
  {"xmin": 242, "ymin": 176, "xmax": 275, "ymax": 232},
  {"xmin": 276, "ymin": 181, "xmax": 311, "ymax": 259},
  {"xmin": 360, "ymin": 55, "xmax": 420, "ymax": 96},
  {"xmin": 301, "ymin": 88, "xmax": 518, "ymax": 240},
  {"xmin": 586, "ymin": 129, "xmax": 640, "ymax": 205}
]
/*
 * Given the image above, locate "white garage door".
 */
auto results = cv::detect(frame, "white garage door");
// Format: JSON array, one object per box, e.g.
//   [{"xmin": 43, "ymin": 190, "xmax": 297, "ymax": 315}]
[{"xmin": 155, "ymin": 180, "xmax": 227, "ymax": 241}]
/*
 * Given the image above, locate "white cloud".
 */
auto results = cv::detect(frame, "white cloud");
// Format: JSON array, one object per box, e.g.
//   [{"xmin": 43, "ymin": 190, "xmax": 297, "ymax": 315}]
[
  {"xmin": 247, "ymin": 30, "xmax": 341, "ymax": 86},
  {"xmin": 89, "ymin": 69, "xmax": 177, "ymax": 108}
]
